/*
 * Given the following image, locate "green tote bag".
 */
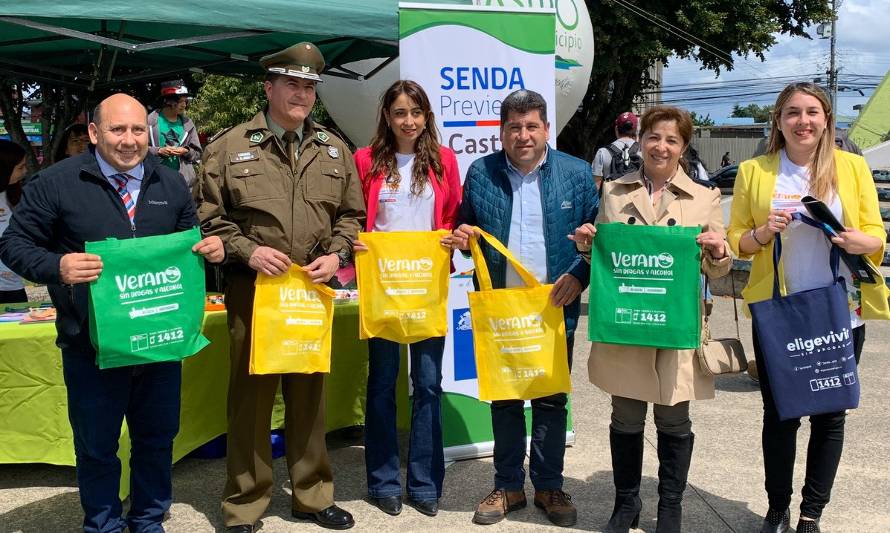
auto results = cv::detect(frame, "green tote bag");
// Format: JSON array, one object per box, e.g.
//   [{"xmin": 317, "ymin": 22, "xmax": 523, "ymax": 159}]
[
  {"xmin": 588, "ymin": 223, "xmax": 702, "ymax": 349},
  {"xmin": 86, "ymin": 227, "xmax": 209, "ymax": 369}
]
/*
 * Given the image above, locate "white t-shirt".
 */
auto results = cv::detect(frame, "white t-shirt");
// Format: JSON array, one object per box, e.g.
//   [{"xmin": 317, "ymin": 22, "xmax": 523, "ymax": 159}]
[
  {"xmin": 772, "ymin": 150, "xmax": 861, "ymax": 327},
  {"xmin": 0, "ymin": 191, "xmax": 24, "ymax": 292},
  {"xmin": 373, "ymin": 153, "xmax": 436, "ymax": 232}
]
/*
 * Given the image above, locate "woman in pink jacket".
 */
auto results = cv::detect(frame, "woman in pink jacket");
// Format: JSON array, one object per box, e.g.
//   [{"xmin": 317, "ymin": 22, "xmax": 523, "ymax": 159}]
[{"xmin": 352, "ymin": 80, "xmax": 461, "ymax": 518}]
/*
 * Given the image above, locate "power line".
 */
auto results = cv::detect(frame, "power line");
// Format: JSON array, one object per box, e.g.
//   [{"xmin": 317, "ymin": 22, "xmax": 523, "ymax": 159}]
[{"xmin": 608, "ymin": 0, "xmax": 769, "ymax": 80}]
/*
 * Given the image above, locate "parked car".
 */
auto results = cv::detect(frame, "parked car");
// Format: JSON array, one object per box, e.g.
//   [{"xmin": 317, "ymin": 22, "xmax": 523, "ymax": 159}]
[{"xmin": 710, "ymin": 164, "xmax": 738, "ymax": 195}]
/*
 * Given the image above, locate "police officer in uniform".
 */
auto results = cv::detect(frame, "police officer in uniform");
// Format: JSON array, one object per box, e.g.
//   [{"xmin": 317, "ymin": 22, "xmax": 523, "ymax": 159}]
[{"xmin": 197, "ymin": 42, "xmax": 365, "ymax": 532}]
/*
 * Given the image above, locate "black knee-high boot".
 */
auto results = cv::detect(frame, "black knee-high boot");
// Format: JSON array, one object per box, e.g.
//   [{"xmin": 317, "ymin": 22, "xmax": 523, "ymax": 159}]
[
  {"xmin": 656, "ymin": 431, "xmax": 694, "ymax": 533},
  {"xmin": 605, "ymin": 428, "xmax": 644, "ymax": 533}
]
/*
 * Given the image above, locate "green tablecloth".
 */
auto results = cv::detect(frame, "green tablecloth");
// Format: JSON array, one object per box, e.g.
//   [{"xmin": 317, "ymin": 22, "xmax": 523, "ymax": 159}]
[{"xmin": 0, "ymin": 301, "xmax": 372, "ymax": 495}]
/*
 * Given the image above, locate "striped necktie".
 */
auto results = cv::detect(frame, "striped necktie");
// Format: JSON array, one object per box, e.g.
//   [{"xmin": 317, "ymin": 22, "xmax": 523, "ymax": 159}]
[{"xmin": 110, "ymin": 173, "xmax": 136, "ymax": 225}]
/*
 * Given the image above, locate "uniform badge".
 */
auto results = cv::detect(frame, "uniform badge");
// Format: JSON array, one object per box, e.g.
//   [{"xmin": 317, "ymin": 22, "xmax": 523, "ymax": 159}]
[
  {"xmin": 230, "ymin": 150, "xmax": 259, "ymax": 163},
  {"xmin": 316, "ymin": 131, "xmax": 330, "ymax": 143},
  {"xmin": 301, "ymin": 66, "xmax": 310, "ymax": 73},
  {"xmin": 327, "ymin": 146, "xmax": 339, "ymax": 159},
  {"xmin": 249, "ymin": 132, "xmax": 264, "ymax": 143}
]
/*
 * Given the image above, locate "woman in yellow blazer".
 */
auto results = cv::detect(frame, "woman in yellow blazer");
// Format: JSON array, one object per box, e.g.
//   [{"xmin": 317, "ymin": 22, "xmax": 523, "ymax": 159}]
[
  {"xmin": 728, "ymin": 82, "xmax": 890, "ymax": 533},
  {"xmin": 574, "ymin": 106, "xmax": 731, "ymax": 533}
]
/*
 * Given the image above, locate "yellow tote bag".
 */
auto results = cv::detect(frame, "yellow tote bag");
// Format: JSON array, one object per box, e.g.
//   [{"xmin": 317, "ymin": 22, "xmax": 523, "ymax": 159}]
[
  {"xmin": 250, "ymin": 266, "xmax": 337, "ymax": 375},
  {"xmin": 355, "ymin": 230, "xmax": 451, "ymax": 343},
  {"xmin": 468, "ymin": 228, "xmax": 570, "ymax": 401}
]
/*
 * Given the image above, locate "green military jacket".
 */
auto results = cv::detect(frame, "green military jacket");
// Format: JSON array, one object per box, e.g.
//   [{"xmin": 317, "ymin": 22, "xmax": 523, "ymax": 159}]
[{"xmin": 197, "ymin": 111, "xmax": 365, "ymax": 267}]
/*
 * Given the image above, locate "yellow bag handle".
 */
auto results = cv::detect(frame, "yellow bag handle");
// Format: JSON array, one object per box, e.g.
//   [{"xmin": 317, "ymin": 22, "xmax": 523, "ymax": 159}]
[{"xmin": 468, "ymin": 226, "xmax": 541, "ymax": 291}]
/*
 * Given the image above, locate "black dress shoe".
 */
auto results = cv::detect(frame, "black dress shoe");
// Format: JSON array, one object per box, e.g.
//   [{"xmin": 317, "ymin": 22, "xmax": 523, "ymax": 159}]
[
  {"xmin": 293, "ymin": 504, "xmax": 355, "ymax": 530},
  {"xmin": 408, "ymin": 498, "xmax": 438, "ymax": 517},
  {"xmin": 760, "ymin": 508, "xmax": 790, "ymax": 533},
  {"xmin": 225, "ymin": 525, "xmax": 254, "ymax": 533},
  {"xmin": 371, "ymin": 495, "xmax": 402, "ymax": 516}
]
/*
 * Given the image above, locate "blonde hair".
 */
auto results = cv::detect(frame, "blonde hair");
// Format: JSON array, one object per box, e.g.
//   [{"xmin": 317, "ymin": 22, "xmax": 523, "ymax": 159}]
[{"xmin": 766, "ymin": 82, "xmax": 837, "ymax": 200}]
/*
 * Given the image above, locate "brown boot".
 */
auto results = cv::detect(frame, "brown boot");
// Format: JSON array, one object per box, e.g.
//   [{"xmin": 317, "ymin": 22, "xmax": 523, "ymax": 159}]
[
  {"xmin": 534, "ymin": 489, "xmax": 578, "ymax": 527},
  {"xmin": 472, "ymin": 488, "xmax": 527, "ymax": 525}
]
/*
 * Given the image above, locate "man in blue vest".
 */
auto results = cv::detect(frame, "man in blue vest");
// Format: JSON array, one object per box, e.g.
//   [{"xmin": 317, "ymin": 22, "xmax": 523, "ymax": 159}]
[{"xmin": 452, "ymin": 89, "xmax": 598, "ymax": 527}]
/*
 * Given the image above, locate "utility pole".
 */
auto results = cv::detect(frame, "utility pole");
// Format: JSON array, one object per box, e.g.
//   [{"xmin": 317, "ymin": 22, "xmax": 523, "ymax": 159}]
[{"xmin": 828, "ymin": 0, "xmax": 838, "ymax": 112}]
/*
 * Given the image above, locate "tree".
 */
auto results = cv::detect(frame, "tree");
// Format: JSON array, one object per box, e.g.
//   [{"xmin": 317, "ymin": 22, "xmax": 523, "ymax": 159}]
[
  {"xmin": 558, "ymin": 0, "xmax": 832, "ymax": 161},
  {"xmin": 689, "ymin": 111, "xmax": 714, "ymax": 127},
  {"xmin": 0, "ymin": 81, "xmax": 39, "ymax": 173},
  {"xmin": 731, "ymin": 103, "xmax": 774, "ymax": 123},
  {"xmin": 0, "ymin": 78, "xmax": 163, "ymax": 173},
  {"xmin": 189, "ymin": 74, "xmax": 348, "ymax": 146},
  {"xmin": 188, "ymin": 74, "xmax": 267, "ymax": 138}
]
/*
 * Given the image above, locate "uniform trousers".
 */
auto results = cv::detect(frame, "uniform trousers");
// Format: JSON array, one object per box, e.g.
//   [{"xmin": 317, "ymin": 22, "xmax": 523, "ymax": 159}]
[{"xmin": 221, "ymin": 272, "xmax": 334, "ymax": 527}]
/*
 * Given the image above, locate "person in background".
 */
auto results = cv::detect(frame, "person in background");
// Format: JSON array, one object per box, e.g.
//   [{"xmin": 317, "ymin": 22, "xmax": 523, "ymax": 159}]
[
  {"xmin": 352, "ymin": 79, "xmax": 461, "ymax": 518},
  {"xmin": 0, "ymin": 139, "xmax": 28, "ymax": 303},
  {"xmin": 573, "ymin": 105, "xmax": 730, "ymax": 533},
  {"xmin": 54, "ymin": 123, "xmax": 90, "ymax": 162},
  {"xmin": 728, "ymin": 81, "xmax": 890, "ymax": 533},
  {"xmin": 148, "ymin": 80, "xmax": 202, "ymax": 190},
  {"xmin": 592, "ymin": 111, "xmax": 639, "ymax": 189},
  {"xmin": 684, "ymin": 145, "xmax": 710, "ymax": 181},
  {"xmin": 721, "ymin": 151, "xmax": 733, "ymax": 167},
  {"xmin": 834, "ymin": 128, "xmax": 863, "ymax": 155},
  {"xmin": 452, "ymin": 89, "xmax": 598, "ymax": 528},
  {"xmin": 0, "ymin": 93, "xmax": 223, "ymax": 533}
]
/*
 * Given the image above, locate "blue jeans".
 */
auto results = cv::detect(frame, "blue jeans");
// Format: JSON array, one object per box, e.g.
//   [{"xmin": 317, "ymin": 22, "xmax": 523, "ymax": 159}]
[
  {"xmin": 365, "ymin": 336, "xmax": 445, "ymax": 501},
  {"xmin": 62, "ymin": 350, "xmax": 182, "ymax": 533},
  {"xmin": 491, "ymin": 334, "xmax": 574, "ymax": 491}
]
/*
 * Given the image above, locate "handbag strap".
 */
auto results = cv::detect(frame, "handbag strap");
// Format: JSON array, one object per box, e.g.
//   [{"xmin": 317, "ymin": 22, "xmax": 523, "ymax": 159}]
[
  {"xmin": 770, "ymin": 213, "xmax": 841, "ymax": 299},
  {"xmin": 468, "ymin": 226, "xmax": 541, "ymax": 291},
  {"xmin": 702, "ymin": 275, "xmax": 742, "ymax": 340},
  {"xmin": 729, "ymin": 270, "xmax": 741, "ymax": 339}
]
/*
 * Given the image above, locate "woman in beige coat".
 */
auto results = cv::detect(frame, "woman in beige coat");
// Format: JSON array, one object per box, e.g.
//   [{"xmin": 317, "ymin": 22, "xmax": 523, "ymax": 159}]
[{"xmin": 573, "ymin": 106, "xmax": 731, "ymax": 533}]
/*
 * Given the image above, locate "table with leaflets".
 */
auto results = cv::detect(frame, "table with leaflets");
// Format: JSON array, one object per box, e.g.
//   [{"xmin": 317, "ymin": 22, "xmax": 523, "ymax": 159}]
[{"xmin": 0, "ymin": 301, "xmax": 381, "ymax": 496}]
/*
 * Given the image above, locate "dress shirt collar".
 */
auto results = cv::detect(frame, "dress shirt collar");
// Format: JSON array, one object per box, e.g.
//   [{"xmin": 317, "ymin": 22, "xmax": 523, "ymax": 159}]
[
  {"xmin": 95, "ymin": 151, "xmax": 144, "ymax": 181},
  {"xmin": 505, "ymin": 146, "xmax": 548, "ymax": 179},
  {"xmin": 265, "ymin": 113, "xmax": 304, "ymax": 145}
]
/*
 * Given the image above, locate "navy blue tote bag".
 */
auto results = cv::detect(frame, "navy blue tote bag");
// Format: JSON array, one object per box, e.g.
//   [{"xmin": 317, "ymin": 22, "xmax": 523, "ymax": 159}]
[{"xmin": 749, "ymin": 233, "xmax": 859, "ymax": 421}]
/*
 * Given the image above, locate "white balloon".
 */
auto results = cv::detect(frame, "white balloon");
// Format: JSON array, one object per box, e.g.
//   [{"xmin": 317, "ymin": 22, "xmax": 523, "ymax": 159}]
[
  {"xmin": 317, "ymin": 57, "xmax": 399, "ymax": 148},
  {"xmin": 553, "ymin": 0, "xmax": 595, "ymax": 133},
  {"xmin": 317, "ymin": 1, "xmax": 594, "ymax": 146}
]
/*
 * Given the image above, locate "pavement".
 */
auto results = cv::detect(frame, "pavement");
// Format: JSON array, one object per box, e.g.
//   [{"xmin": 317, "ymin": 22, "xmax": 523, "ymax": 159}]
[{"xmin": 1, "ymin": 291, "xmax": 889, "ymax": 533}]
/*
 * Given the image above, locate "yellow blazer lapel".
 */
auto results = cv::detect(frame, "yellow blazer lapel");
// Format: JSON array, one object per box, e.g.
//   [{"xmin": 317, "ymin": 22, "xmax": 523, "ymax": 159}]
[{"xmin": 753, "ymin": 153, "xmax": 780, "ymax": 223}]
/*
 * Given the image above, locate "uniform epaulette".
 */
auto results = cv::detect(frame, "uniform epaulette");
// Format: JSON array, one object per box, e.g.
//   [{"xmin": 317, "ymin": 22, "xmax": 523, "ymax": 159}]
[{"xmin": 206, "ymin": 126, "xmax": 234, "ymax": 146}]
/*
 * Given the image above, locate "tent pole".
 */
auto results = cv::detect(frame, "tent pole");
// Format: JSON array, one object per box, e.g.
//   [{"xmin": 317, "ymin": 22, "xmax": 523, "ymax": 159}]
[
  {"xmin": 0, "ymin": 16, "xmax": 138, "ymax": 51},
  {"xmin": 105, "ymin": 21, "xmax": 128, "ymax": 82}
]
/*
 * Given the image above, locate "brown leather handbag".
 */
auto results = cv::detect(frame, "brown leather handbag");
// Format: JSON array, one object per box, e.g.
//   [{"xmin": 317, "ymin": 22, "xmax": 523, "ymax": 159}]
[{"xmin": 696, "ymin": 277, "xmax": 749, "ymax": 376}]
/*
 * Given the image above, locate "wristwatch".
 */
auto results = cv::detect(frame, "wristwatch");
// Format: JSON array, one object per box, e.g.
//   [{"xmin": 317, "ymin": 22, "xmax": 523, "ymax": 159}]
[{"xmin": 334, "ymin": 248, "xmax": 351, "ymax": 268}]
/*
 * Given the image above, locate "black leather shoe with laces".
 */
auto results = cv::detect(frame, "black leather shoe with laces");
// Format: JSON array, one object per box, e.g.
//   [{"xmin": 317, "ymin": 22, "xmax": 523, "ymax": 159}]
[{"xmin": 292, "ymin": 504, "xmax": 355, "ymax": 530}]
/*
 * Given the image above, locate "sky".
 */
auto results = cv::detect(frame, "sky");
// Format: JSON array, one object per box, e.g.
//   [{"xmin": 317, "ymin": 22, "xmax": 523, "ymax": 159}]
[{"xmin": 660, "ymin": 0, "xmax": 889, "ymax": 123}]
